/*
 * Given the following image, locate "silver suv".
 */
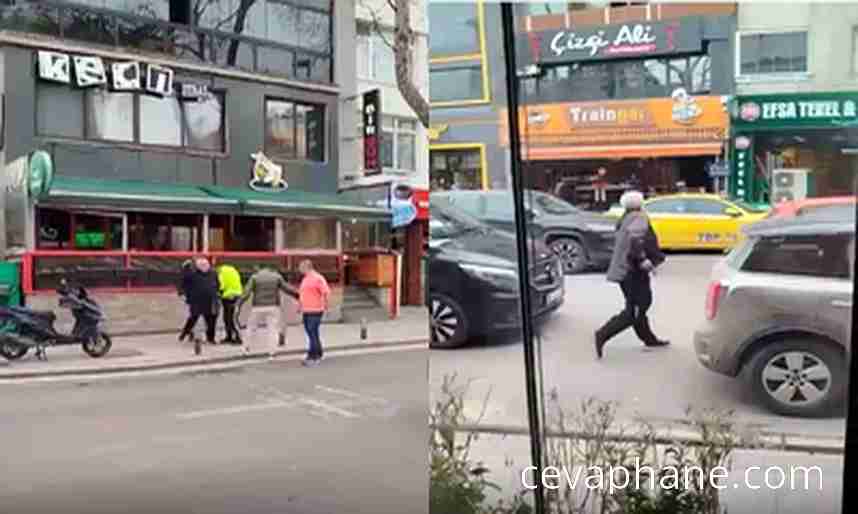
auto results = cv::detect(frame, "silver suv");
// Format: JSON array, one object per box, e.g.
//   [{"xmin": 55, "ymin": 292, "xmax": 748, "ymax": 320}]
[{"xmin": 693, "ymin": 213, "xmax": 854, "ymax": 417}]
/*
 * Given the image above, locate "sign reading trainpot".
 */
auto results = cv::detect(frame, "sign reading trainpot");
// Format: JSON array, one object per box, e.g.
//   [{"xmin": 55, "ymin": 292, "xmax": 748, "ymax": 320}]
[{"xmin": 518, "ymin": 18, "xmax": 702, "ymax": 66}]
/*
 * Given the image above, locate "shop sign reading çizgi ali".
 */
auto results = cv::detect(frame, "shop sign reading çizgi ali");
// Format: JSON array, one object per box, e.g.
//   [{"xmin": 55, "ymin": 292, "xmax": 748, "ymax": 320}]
[{"xmin": 734, "ymin": 93, "xmax": 858, "ymax": 129}]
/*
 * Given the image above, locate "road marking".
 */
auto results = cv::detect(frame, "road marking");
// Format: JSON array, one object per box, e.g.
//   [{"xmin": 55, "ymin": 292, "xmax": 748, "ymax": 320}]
[
  {"xmin": 297, "ymin": 397, "xmax": 361, "ymax": 419},
  {"xmin": 176, "ymin": 400, "xmax": 296, "ymax": 420},
  {"xmin": 314, "ymin": 385, "xmax": 389, "ymax": 404}
]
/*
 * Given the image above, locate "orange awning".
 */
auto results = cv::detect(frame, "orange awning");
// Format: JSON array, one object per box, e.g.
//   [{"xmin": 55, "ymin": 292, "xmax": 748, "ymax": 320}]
[{"xmin": 524, "ymin": 142, "xmax": 724, "ymax": 160}]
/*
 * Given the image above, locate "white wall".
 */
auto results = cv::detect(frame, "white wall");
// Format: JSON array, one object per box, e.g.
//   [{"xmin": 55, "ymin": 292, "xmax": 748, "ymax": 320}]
[
  {"xmin": 347, "ymin": 0, "xmax": 430, "ymax": 191},
  {"xmin": 736, "ymin": 3, "xmax": 858, "ymax": 94}
]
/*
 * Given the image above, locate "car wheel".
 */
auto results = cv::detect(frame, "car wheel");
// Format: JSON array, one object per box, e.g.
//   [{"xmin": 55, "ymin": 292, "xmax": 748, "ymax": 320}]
[
  {"xmin": 748, "ymin": 338, "xmax": 846, "ymax": 417},
  {"xmin": 550, "ymin": 237, "xmax": 587, "ymax": 274},
  {"xmin": 428, "ymin": 294, "xmax": 469, "ymax": 349}
]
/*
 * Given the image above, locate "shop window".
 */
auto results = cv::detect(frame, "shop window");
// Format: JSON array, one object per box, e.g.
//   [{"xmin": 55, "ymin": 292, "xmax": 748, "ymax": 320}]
[
  {"xmin": 36, "ymin": 84, "xmax": 84, "ymax": 138},
  {"xmin": 428, "ymin": 2, "xmax": 481, "ymax": 57},
  {"xmin": 283, "ymin": 218, "xmax": 337, "ymax": 250},
  {"xmin": 209, "ymin": 215, "xmax": 274, "ymax": 251},
  {"xmin": 129, "ymin": 213, "xmax": 201, "ymax": 251},
  {"xmin": 429, "ymin": 65, "xmax": 484, "ymax": 103},
  {"xmin": 182, "ymin": 91, "xmax": 226, "ymax": 151},
  {"xmin": 36, "ymin": 209, "xmax": 72, "ymax": 250},
  {"xmin": 430, "ymin": 149, "xmax": 483, "ymax": 191},
  {"xmin": 73, "ymin": 213, "xmax": 123, "ymax": 250},
  {"xmin": 343, "ymin": 220, "xmax": 389, "ymax": 251},
  {"xmin": 265, "ymin": 98, "xmax": 325, "ymax": 162},
  {"xmin": 85, "ymin": 90, "xmax": 134, "ymax": 142},
  {"xmin": 740, "ymin": 31, "xmax": 808, "ymax": 76}
]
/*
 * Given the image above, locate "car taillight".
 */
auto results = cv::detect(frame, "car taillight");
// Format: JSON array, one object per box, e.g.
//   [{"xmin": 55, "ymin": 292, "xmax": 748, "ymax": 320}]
[{"xmin": 705, "ymin": 281, "xmax": 724, "ymax": 321}]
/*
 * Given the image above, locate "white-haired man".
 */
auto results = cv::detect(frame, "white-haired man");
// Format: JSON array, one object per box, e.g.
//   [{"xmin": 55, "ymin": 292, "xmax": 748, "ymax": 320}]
[{"xmin": 596, "ymin": 191, "xmax": 669, "ymax": 359}]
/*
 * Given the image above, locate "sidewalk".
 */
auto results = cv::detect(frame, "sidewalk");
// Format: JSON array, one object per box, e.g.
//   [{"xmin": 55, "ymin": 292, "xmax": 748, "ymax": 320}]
[{"xmin": 0, "ymin": 307, "xmax": 428, "ymax": 380}]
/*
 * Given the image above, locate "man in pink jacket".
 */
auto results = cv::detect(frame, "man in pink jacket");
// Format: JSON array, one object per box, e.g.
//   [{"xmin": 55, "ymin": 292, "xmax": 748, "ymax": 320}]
[{"xmin": 298, "ymin": 259, "xmax": 330, "ymax": 366}]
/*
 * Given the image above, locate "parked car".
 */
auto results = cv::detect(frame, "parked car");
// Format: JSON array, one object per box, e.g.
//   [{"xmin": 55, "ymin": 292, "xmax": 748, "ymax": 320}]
[
  {"xmin": 694, "ymin": 213, "xmax": 854, "ymax": 417},
  {"xmin": 432, "ymin": 190, "xmax": 616, "ymax": 274},
  {"xmin": 427, "ymin": 201, "xmax": 565, "ymax": 349},
  {"xmin": 605, "ymin": 193, "xmax": 769, "ymax": 250},
  {"xmin": 763, "ymin": 195, "xmax": 856, "ymax": 220}
]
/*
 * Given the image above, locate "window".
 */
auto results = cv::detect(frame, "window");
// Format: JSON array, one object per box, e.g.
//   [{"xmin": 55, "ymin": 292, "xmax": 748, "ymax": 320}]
[
  {"xmin": 357, "ymin": 28, "xmax": 397, "ymax": 83},
  {"xmin": 343, "ymin": 221, "xmax": 389, "ymax": 251},
  {"xmin": 523, "ymin": 2, "xmax": 569, "ymax": 15},
  {"xmin": 358, "ymin": 116, "xmax": 417, "ymax": 173},
  {"xmin": 430, "ymin": 66, "xmax": 484, "ymax": 104},
  {"xmin": 265, "ymin": 98, "xmax": 325, "ymax": 162},
  {"xmin": 129, "ymin": 213, "xmax": 201, "ymax": 251},
  {"xmin": 283, "ymin": 218, "xmax": 337, "ymax": 250},
  {"xmin": 209, "ymin": 215, "xmax": 274, "ymax": 251},
  {"xmin": 685, "ymin": 199, "xmax": 728, "ymax": 216},
  {"xmin": 442, "ymin": 193, "xmax": 483, "ymax": 218},
  {"xmin": 532, "ymin": 192, "xmax": 579, "ymax": 215},
  {"xmin": 37, "ymin": 209, "xmax": 72, "ymax": 250},
  {"xmin": 428, "ymin": 3, "xmax": 481, "ymax": 56},
  {"xmin": 431, "ymin": 148, "xmax": 484, "ymax": 191},
  {"xmin": 742, "ymin": 234, "xmax": 852, "ymax": 279},
  {"xmin": 853, "ymin": 26, "xmax": 858, "ymax": 74},
  {"xmin": 484, "ymin": 195, "xmax": 515, "ymax": 220},
  {"xmin": 36, "ymin": 83, "xmax": 226, "ymax": 152},
  {"xmin": 645, "ymin": 199, "xmax": 687, "ymax": 214},
  {"xmin": 740, "ymin": 31, "xmax": 808, "ymax": 76}
]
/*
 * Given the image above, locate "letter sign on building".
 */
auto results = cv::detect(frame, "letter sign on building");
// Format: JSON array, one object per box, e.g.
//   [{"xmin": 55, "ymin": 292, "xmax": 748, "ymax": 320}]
[
  {"xmin": 72, "ymin": 55, "xmax": 107, "ymax": 87},
  {"xmin": 363, "ymin": 89, "xmax": 382, "ymax": 177},
  {"xmin": 37, "ymin": 51, "xmax": 71, "ymax": 84},
  {"xmin": 145, "ymin": 64, "xmax": 174, "ymax": 96},
  {"xmin": 111, "ymin": 61, "xmax": 142, "ymax": 91}
]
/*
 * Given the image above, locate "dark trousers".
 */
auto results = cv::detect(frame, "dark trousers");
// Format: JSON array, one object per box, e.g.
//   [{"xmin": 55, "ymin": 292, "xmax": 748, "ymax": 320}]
[
  {"xmin": 182, "ymin": 313, "xmax": 217, "ymax": 343},
  {"xmin": 221, "ymin": 298, "xmax": 240, "ymax": 342},
  {"xmin": 303, "ymin": 313, "xmax": 324, "ymax": 360},
  {"xmin": 596, "ymin": 274, "xmax": 660, "ymax": 346}
]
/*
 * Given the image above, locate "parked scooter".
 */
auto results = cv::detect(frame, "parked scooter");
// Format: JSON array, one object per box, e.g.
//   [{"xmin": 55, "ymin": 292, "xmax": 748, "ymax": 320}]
[{"xmin": 0, "ymin": 279, "xmax": 112, "ymax": 361}]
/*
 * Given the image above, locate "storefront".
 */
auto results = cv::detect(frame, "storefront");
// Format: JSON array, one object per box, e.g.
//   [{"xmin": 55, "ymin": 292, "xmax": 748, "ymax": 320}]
[
  {"xmin": 499, "ymin": 93, "xmax": 730, "ymax": 209},
  {"xmin": 728, "ymin": 92, "xmax": 858, "ymax": 205}
]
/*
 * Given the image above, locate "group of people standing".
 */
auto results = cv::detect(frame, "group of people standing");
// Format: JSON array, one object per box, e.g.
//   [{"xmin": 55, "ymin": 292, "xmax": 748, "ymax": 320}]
[{"xmin": 178, "ymin": 257, "xmax": 330, "ymax": 366}]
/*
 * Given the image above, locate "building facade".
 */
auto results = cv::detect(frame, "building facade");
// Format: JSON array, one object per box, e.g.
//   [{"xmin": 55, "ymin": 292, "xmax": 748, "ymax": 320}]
[
  {"xmin": 0, "ymin": 0, "xmax": 396, "ymax": 332},
  {"xmin": 728, "ymin": 3, "xmax": 858, "ymax": 204},
  {"xmin": 429, "ymin": 2, "xmax": 738, "ymax": 210}
]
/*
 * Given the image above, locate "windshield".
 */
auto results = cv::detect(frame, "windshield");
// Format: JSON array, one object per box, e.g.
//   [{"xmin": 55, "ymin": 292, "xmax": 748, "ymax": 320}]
[
  {"xmin": 529, "ymin": 191, "xmax": 579, "ymax": 215},
  {"xmin": 429, "ymin": 201, "xmax": 491, "ymax": 239}
]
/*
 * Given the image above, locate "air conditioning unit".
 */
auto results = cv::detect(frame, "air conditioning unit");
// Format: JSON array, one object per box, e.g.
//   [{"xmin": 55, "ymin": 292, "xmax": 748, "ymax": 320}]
[{"xmin": 770, "ymin": 169, "xmax": 810, "ymax": 203}]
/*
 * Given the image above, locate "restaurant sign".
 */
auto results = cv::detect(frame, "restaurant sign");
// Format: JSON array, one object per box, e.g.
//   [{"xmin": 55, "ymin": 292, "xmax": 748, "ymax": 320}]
[
  {"xmin": 517, "ymin": 18, "xmax": 702, "ymax": 66},
  {"xmin": 733, "ymin": 92, "xmax": 858, "ymax": 130},
  {"xmin": 37, "ymin": 50, "xmax": 174, "ymax": 96}
]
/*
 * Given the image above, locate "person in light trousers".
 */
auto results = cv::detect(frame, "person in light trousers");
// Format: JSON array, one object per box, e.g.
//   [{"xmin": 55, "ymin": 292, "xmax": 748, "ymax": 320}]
[
  {"xmin": 297, "ymin": 259, "xmax": 331, "ymax": 367},
  {"xmin": 238, "ymin": 266, "xmax": 298, "ymax": 357}
]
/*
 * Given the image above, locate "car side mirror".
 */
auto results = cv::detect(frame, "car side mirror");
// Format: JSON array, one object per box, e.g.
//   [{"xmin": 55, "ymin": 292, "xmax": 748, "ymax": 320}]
[{"xmin": 724, "ymin": 207, "xmax": 742, "ymax": 218}]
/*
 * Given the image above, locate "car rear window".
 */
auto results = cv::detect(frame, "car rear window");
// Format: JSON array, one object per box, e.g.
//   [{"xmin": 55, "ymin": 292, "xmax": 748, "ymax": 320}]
[{"xmin": 740, "ymin": 233, "xmax": 852, "ymax": 279}]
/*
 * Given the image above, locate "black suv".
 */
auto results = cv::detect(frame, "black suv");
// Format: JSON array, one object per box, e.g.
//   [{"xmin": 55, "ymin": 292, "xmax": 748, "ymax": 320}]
[
  {"xmin": 427, "ymin": 201, "xmax": 565, "ymax": 349},
  {"xmin": 432, "ymin": 190, "xmax": 616, "ymax": 274}
]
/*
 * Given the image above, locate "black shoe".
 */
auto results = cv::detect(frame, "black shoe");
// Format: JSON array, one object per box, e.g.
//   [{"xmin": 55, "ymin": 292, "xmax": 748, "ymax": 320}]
[
  {"xmin": 178, "ymin": 332, "xmax": 187, "ymax": 342},
  {"xmin": 219, "ymin": 338, "xmax": 233, "ymax": 345},
  {"xmin": 645, "ymin": 339, "xmax": 670, "ymax": 348},
  {"xmin": 594, "ymin": 332, "xmax": 606, "ymax": 360}
]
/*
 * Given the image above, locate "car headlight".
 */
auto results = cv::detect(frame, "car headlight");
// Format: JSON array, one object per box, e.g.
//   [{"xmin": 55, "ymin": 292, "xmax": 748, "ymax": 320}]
[
  {"xmin": 461, "ymin": 264, "xmax": 520, "ymax": 291},
  {"xmin": 585, "ymin": 223, "xmax": 615, "ymax": 233}
]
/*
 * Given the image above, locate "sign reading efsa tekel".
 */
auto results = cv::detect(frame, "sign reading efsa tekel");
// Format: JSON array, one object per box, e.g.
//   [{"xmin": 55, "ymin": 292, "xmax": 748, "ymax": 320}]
[{"xmin": 518, "ymin": 18, "xmax": 702, "ymax": 67}]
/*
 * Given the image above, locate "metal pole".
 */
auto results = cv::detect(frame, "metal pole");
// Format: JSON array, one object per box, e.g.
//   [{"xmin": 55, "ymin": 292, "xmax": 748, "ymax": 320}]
[
  {"xmin": 500, "ymin": 4, "xmax": 546, "ymax": 513},
  {"xmin": 842, "ymin": 175, "xmax": 858, "ymax": 512}
]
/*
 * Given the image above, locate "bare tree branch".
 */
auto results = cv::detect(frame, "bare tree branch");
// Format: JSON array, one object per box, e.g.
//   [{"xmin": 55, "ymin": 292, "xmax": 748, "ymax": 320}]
[
  {"xmin": 359, "ymin": 0, "xmax": 395, "ymax": 50},
  {"xmin": 393, "ymin": 0, "xmax": 429, "ymax": 127}
]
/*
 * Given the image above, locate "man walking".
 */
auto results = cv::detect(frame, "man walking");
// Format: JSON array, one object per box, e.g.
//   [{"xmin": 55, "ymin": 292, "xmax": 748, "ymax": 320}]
[
  {"xmin": 179, "ymin": 257, "xmax": 220, "ymax": 345},
  {"xmin": 297, "ymin": 260, "xmax": 330, "ymax": 367},
  {"xmin": 217, "ymin": 262, "xmax": 243, "ymax": 345},
  {"xmin": 239, "ymin": 265, "xmax": 298, "ymax": 357},
  {"xmin": 595, "ymin": 191, "xmax": 669, "ymax": 359}
]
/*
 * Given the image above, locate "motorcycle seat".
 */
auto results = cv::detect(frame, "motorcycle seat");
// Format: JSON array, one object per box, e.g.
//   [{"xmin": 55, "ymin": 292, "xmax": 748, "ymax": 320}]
[{"xmin": 14, "ymin": 309, "xmax": 57, "ymax": 322}]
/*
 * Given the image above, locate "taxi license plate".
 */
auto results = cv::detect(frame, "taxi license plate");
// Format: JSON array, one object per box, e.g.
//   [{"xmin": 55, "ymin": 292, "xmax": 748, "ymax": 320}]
[{"xmin": 546, "ymin": 289, "xmax": 563, "ymax": 305}]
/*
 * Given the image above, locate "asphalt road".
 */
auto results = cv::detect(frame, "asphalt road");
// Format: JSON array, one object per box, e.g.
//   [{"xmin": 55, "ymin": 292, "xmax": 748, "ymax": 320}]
[
  {"xmin": 430, "ymin": 255, "xmax": 847, "ymax": 440},
  {"xmin": 0, "ymin": 349, "xmax": 428, "ymax": 514}
]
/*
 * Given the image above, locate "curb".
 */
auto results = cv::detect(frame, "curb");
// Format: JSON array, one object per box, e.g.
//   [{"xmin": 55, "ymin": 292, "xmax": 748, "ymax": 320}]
[{"xmin": 0, "ymin": 338, "xmax": 428, "ymax": 381}]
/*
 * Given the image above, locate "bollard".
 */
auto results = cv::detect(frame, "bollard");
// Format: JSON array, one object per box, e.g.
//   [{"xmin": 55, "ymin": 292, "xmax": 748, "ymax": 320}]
[
  {"xmin": 360, "ymin": 318, "xmax": 367, "ymax": 341},
  {"xmin": 194, "ymin": 336, "xmax": 201, "ymax": 356}
]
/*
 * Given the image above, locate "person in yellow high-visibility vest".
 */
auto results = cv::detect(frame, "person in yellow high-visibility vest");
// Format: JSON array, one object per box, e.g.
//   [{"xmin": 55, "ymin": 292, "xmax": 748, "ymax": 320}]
[{"xmin": 217, "ymin": 263, "xmax": 243, "ymax": 344}]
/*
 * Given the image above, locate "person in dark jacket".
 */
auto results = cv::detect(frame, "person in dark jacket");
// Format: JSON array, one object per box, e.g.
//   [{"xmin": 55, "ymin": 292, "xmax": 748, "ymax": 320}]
[
  {"xmin": 178, "ymin": 259, "xmax": 195, "ymax": 342},
  {"xmin": 595, "ymin": 191, "xmax": 669, "ymax": 359},
  {"xmin": 179, "ymin": 258, "xmax": 220, "ymax": 344}
]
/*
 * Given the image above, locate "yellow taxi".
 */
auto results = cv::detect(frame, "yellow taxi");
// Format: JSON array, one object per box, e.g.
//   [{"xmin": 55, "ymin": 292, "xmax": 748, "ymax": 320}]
[{"xmin": 605, "ymin": 193, "xmax": 770, "ymax": 250}]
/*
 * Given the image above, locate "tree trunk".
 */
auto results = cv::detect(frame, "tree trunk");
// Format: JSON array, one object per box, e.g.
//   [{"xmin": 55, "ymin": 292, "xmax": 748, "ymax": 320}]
[
  {"xmin": 394, "ymin": 0, "xmax": 429, "ymax": 128},
  {"xmin": 227, "ymin": 0, "xmax": 257, "ymax": 66}
]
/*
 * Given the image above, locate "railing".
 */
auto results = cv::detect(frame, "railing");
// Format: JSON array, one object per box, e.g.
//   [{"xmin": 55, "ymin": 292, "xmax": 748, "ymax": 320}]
[
  {"xmin": 23, "ymin": 250, "xmax": 345, "ymax": 294},
  {"xmin": 0, "ymin": 1, "xmax": 333, "ymax": 84}
]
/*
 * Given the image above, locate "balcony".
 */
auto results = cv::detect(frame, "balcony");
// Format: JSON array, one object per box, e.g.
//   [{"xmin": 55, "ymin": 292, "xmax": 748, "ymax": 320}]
[
  {"xmin": 522, "ymin": 2, "xmax": 737, "ymax": 31},
  {"xmin": 0, "ymin": 1, "xmax": 333, "ymax": 84}
]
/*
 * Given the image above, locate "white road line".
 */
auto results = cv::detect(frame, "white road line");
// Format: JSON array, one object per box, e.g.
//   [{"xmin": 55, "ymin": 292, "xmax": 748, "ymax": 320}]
[
  {"xmin": 314, "ymin": 385, "xmax": 389, "ymax": 404},
  {"xmin": 297, "ymin": 397, "xmax": 361, "ymax": 419},
  {"xmin": 176, "ymin": 400, "xmax": 295, "ymax": 420}
]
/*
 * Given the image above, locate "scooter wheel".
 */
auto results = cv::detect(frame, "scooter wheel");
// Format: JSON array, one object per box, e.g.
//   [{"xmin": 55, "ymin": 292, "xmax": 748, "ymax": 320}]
[
  {"xmin": 82, "ymin": 332, "xmax": 112, "ymax": 358},
  {"xmin": 0, "ymin": 341, "xmax": 28, "ymax": 360}
]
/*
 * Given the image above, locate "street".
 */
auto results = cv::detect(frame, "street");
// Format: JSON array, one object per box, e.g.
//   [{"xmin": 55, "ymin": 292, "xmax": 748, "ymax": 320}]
[
  {"xmin": 0, "ymin": 349, "xmax": 428, "ymax": 514},
  {"xmin": 430, "ymin": 255, "xmax": 847, "ymax": 439}
]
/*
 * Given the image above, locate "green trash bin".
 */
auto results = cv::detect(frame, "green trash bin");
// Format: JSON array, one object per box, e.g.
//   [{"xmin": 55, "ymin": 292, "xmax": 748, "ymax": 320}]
[{"xmin": 0, "ymin": 261, "xmax": 22, "ymax": 307}]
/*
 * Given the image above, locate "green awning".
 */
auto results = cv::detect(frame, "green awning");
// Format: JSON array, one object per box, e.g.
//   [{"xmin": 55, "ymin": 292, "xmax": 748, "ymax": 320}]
[
  {"xmin": 201, "ymin": 185, "xmax": 391, "ymax": 222},
  {"xmin": 38, "ymin": 176, "xmax": 391, "ymax": 222},
  {"xmin": 39, "ymin": 176, "xmax": 240, "ymax": 213}
]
